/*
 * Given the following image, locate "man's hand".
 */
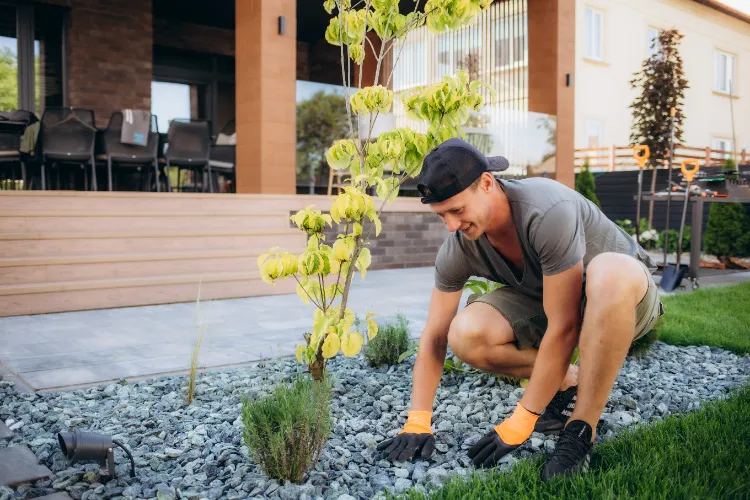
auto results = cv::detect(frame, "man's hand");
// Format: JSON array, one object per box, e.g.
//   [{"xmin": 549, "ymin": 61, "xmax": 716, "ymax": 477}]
[
  {"xmin": 377, "ymin": 410, "xmax": 436, "ymax": 462},
  {"xmin": 467, "ymin": 403, "xmax": 540, "ymax": 468}
]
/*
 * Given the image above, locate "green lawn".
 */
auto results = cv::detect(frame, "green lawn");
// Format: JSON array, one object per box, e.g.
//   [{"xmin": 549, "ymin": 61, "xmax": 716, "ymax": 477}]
[
  {"xmin": 392, "ymin": 385, "xmax": 750, "ymax": 500},
  {"xmin": 654, "ymin": 281, "xmax": 750, "ymax": 355}
]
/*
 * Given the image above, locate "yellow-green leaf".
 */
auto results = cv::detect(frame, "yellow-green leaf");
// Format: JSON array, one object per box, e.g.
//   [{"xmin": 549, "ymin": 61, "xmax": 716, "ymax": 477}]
[
  {"xmin": 295, "ymin": 344, "xmax": 306, "ymax": 363},
  {"xmin": 322, "ymin": 333, "xmax": 340, "ymax": 358},
  {"xmin": 356, "ymin": 247, "xmax": 371, "ymax": 280},
  {"xmin": 296, "ymin": 280, "xmax": 310, "ymax": 305},
  {"xmin": 341, "ymin": 331, "xmax": 364, "ymax": 356},
  {"xmin": 367, "ymin": 318, "xmax": 378, "ymax": 340}
]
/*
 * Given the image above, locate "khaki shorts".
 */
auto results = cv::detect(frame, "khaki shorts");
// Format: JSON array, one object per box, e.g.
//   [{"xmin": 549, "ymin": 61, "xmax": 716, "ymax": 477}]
[{"xmin": 467, "ymin": 261, "xmax": 665, "ymax": 350}]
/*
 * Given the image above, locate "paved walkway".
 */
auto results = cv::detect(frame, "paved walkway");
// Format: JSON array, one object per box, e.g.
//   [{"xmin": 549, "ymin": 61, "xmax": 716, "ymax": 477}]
[
  {"xmin": 0, "ymin": 268, "xmax": 462, "ymax": 392},
  {"xmin": 1, "ymin": 266, "xmax": 748, "ymax": 392}
]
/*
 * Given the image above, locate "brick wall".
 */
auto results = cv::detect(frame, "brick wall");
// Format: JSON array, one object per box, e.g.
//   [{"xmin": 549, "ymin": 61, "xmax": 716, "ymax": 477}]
[
  {"xmin": 66, "ymin": 0, "xmax": 153, "ymax": 127},
  {"xmin": 291, "ymin": 211, "xmax": 450, "ymax": 270},
  {"xmin": 153, "ymin": 18, "xmax": 234, "ymax": 57}
]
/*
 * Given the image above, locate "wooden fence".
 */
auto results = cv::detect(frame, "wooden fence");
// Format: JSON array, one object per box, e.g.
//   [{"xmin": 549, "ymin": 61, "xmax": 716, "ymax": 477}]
[{"xmin": 575, "ymin": 145, "xmax": 747, "ymax": 172}]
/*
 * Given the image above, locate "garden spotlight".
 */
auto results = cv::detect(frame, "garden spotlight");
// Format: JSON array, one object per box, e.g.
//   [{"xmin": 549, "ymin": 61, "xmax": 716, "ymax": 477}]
[{"xmin": 57, "ymin": 429, "xmax": 135, "ymax": 478}]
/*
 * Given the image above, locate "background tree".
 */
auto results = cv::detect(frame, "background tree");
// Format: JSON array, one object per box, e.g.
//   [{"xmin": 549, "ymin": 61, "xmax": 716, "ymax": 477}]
[
  {"xmin": 629, "ymin": 29, "xmax": 689, "ymax": 229},
  {"xmin": 296, "ymin": 90, "xmax": 350, "ymax": 193},
  {"xmin": 0, "ymin": 47, "xmax": 19, "ymax": 111},
  {"xmin": 575, "ymin": 157, "xmax": 601, "ymax": 208}
]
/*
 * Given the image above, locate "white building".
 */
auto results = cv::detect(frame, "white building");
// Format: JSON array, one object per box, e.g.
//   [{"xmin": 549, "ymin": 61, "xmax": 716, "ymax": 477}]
[{"xmin": 576, "ymin": 0, "xmax": 749, "ymax": 161}]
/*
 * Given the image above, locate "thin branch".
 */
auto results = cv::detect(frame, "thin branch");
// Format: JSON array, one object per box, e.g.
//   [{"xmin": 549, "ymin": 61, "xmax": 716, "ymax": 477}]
[
  {"xmin": 293, "ymin": 275, "xmax": 323, "ymax": 310},
  {"xmin": 357, "ymin": 0, "xmax": 373, "ymax": 92},
  {"xmin": 337, "ymin": 5, "xmax": 355, "ymax": 141}
]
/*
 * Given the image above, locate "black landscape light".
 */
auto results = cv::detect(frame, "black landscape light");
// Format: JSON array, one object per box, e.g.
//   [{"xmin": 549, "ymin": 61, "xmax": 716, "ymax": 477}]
[{"xmin": 57, "ymin": 429, "xmax": 135, "ymax": 478}]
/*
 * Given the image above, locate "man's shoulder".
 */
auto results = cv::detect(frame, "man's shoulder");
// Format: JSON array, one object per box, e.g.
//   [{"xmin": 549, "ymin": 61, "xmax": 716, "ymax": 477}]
[{"xmin": 503, "ymin": 177, "xmax": 580, "ymax": 215}]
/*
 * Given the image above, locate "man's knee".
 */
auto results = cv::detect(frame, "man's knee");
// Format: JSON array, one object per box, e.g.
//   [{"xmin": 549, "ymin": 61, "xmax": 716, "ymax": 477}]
[
  {"xmin": 586, "ymin": 253, "xmax": 648, "ymax": 307},
  {"xmin": 447, "ymin": 303, "xmax": 514, "ymax": 359}
]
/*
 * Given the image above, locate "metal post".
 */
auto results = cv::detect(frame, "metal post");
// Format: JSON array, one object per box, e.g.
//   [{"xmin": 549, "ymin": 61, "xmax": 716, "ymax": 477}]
[{"xmin": 689, "ymin": 197, "xmax": 703, "ymax": 287}]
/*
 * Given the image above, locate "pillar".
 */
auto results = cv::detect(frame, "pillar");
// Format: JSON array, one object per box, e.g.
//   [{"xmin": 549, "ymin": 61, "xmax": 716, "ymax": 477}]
[
  {"xmin": 235, "ymin": 0, "xmax": 297, "ymax": 194},
  {"xmin": 528, "ymin": 0, "xmax": 575, "ymax": 188}
]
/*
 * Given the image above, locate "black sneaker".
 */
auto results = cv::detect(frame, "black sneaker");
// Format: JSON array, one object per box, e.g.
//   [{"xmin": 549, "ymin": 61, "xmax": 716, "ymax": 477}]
[
  {"xmin": 541, "ymin": 419, "xmax": 593, "ymax": 481},
  {"xmin": 534, "ymin": 385, "xmax": 577, "ymax": 434}
]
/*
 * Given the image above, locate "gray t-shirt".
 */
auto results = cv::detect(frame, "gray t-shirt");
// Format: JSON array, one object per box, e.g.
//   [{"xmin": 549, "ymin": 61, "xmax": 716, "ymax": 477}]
[{"xmin": 435, "ymin": 177, "xmax": 655, "ymax": 301}]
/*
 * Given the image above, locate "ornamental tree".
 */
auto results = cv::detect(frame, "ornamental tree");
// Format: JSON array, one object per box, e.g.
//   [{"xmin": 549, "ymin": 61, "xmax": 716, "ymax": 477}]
[{"xmin": 258, "ymin": 0, "xmax": 496, "ymax": 382}]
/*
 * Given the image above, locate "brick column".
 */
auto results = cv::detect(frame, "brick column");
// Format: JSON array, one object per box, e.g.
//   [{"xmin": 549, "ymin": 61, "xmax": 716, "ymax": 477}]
[
  {"xmin": 235, "ymin": 0, "xmax": 297, "ymax": 194},
  {"xmin": 528, "ymin": 0, "xmax": 575, "ymax": 188}
]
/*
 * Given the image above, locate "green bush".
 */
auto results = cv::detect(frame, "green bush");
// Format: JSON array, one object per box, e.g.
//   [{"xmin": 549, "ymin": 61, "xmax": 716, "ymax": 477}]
[
  {"xmin": 658, "ymin": 225, "xmax": 691, "ymax": 254},
  {"xmin": 576, "ymin": 159, "xmax": 602, "ymax": 209},
  {"xmin": 723, "ymin": 157, "xmax": 736, "ymax": 172},
  {"xmin": 240, "ymin": 373, "xmax": 333, "ymax": 483},
  {"xmin": 704, "ymin": 202, "xmax": 750, "ymax": 258},
  {"xmin": 363, "ymin": 314, "xmax": 410, "ymax": 368}
]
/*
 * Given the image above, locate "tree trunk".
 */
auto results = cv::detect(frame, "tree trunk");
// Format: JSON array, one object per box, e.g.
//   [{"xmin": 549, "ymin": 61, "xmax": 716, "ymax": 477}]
[{"xmin": 309, "ymin": 356, "xmax": 326, "ymax": 382}]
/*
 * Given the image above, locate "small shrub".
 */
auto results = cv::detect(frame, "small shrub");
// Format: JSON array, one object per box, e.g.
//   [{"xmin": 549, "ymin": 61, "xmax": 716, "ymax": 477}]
[
  {"xmin": 363, "ymin": 314, "xmax": 410, "ymax": 368},
  {"xmin": 463, "ymin": 278, "xmax": 504, "ymax": 304},
  {"xmin": 629, "ymin": 328, "xmax": 659, "ymax": 358},
  {"xmin": 704, "ymin": 202, "xmax": 750, "ymax": 258},
  {"xmin": 240, "ymin": 373, "xmax": 333, "ymax": 484},
  {"xmin": 658, "ymin": 226, "xmax": 691, "ymax": 254},
  {"xmin": 576, "ymin": 158, "xmax": 602, "ymax": 208},
  {"xmin": 723, "ymin": 157, "xmax": 736, "ymax": 172}
]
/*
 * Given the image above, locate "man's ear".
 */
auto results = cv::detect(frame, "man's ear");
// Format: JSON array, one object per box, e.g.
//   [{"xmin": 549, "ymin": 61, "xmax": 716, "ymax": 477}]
[{"xmin": 480, "ymin": 172, "xmax": 495, "ymax": 193}]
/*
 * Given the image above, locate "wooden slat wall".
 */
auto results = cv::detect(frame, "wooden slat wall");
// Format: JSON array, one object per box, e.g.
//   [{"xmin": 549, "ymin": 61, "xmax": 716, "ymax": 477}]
[
  {"xmin": 0, "ymin": 192, "xmax": 305, "ymax": 317},
  {"xmin": 0, "ymin": 191, "xmax": 436, "ymax": 317}
]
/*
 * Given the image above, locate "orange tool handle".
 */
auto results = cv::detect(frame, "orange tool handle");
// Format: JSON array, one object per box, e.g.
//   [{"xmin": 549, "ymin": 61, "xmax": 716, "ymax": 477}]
[
  {"xmin": 633, "ymin": 145, "xmax": 650, "ymax": 168},
  {"xmin": 680, "ymin": 159, "xmax": 700, "ymax": 183}
]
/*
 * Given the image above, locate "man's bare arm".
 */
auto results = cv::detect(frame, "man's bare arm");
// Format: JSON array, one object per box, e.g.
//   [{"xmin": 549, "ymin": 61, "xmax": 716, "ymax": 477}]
[
  {"xmin": 519, "ymin": 260, "xmax": 583, "ymax": 414},
  {"xmin": 409, "ymin": 287, "xmax": 463, "ymax": 411}
]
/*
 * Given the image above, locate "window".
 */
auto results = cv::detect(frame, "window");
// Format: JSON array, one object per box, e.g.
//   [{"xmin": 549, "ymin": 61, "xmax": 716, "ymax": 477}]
[
  {"xmin": 586, "ymin": 120, "xmax": 603, "ymax": 148},
  {"xmin": 714, "ymin": 50, "xmax": 736, "ymax": 94},
  {"xmin": 712, "ymin": 138, "xmax": 734, "ymax": 159},
  {"xmin": 0, "ymin": 7, "xmax": 18, "ymax": 112},
  {"xmin": 584, "ymin": 7, "xmax": 603, "ymax": 61},
  {"xmin": 0, "ymin": 4, "xmax": 64, "ymax": 114},
  {"xmin": 436, "ymin": 25, "xmax": 482, "ymax": 78},
  {"xmin": 392, "ymin": 40, "xmax": 426, "ymax": 91},
  {"xmin": 494, "ymin": 13, "xmax": 527, "ymax": 69},
  {"xmin": 647, "ymin": 27, "xmax": 662, "ymax": 58}
]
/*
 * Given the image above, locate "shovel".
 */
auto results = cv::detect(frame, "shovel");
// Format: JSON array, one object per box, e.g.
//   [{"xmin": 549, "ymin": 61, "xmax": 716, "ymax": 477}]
[
  {"xmin": 633, "ymin": 145, "xmax": 650, "ymax": 241},
  {"xmin": 661, "ymin": 159, "xmax": 700, "ymax": 292}
]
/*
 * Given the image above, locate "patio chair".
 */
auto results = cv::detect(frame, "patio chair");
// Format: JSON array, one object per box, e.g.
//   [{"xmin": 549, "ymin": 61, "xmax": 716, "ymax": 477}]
[
  {"xmin": 209, "ymin": 119, "xmax": 236, "ymax": 193},
  {"xmin": 40, "ymin": 107, "xmax": 97, "ymax": 190},
  {"xmin": 98, "ymin": 111, "xmax": 165, "ymax": 192},
  {"xmin": 165, "ymin": 120, "xmax": 212, "ymax": 192},
  {"xmin": 0, "ymin": 110, "xmax": 35, "ymax": 190}
]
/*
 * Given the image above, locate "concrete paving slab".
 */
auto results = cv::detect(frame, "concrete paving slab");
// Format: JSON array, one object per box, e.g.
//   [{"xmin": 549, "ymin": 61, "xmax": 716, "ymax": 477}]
[
  {"xmin": 0, "ymin": 445, "xmax": 52, "ymax": 486},
  {"xmin": 0, "ymin": 420, "xmax": 12, "ymax": 439},
  {"xmin": 2, "ymin": 265, "xmax": 748, "ymax": 391}
]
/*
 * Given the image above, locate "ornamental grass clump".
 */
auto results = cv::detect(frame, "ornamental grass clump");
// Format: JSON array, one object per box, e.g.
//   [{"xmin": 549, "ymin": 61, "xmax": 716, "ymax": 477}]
[
  {"xmin": 240, "ymin": 372, "xmax": 334, "ymax": 484},
  {"xmin": 257, "ymin": 0, "xmax": 497, "ymax": 382}
]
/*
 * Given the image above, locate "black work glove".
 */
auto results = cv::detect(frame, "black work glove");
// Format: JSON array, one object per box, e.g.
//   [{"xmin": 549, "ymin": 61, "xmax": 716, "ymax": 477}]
[
  {"xmin": 376, "ymin": 410, "xmax": 436, "ymax": 462},
  {"xmin": 377, "ymin": 432, "xmax": 436, "ymax": 462},
  {"xmin": 467, "ymin": 427, "xmax": 520, "ymax": 468}
]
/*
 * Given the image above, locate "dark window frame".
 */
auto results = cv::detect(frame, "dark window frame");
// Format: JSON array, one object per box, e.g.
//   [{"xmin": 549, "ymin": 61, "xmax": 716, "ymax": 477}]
[{"xmin": 0, "ymin": 0, "xmax": 69, "ymax": 113}]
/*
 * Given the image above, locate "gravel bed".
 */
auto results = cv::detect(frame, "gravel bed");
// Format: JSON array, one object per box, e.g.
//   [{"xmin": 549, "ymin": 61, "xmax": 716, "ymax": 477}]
[{"xmin": 1, "ymin": 341, "xmax": 749, "ymax": 500}]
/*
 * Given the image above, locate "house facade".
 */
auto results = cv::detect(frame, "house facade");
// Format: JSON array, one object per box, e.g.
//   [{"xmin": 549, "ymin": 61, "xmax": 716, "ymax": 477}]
[{"xmin": 575, "ymin": 0, "xmax": 750, "ymax": 159}]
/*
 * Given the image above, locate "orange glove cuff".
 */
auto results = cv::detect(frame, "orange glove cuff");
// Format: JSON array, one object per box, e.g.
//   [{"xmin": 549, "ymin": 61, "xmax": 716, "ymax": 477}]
[
  {"xmin": 494, "ymin": 403, "xmax": 540, "ymax": 445},
  {"xmin": 399, "ymin": 410, "xmax": 433, "ymax": 434}
]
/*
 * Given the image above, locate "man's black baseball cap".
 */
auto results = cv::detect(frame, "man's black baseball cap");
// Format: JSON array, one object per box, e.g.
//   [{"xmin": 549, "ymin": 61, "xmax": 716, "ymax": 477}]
[{"xmin": 416, "ymin": 138, "xmax": 509, "ymax": 204}]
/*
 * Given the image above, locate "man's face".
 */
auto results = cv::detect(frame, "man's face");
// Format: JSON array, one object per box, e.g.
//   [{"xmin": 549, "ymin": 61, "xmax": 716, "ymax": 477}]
[{"xmin": 429, "ymin": 175, "xmax": 493, "ymax": 240}]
